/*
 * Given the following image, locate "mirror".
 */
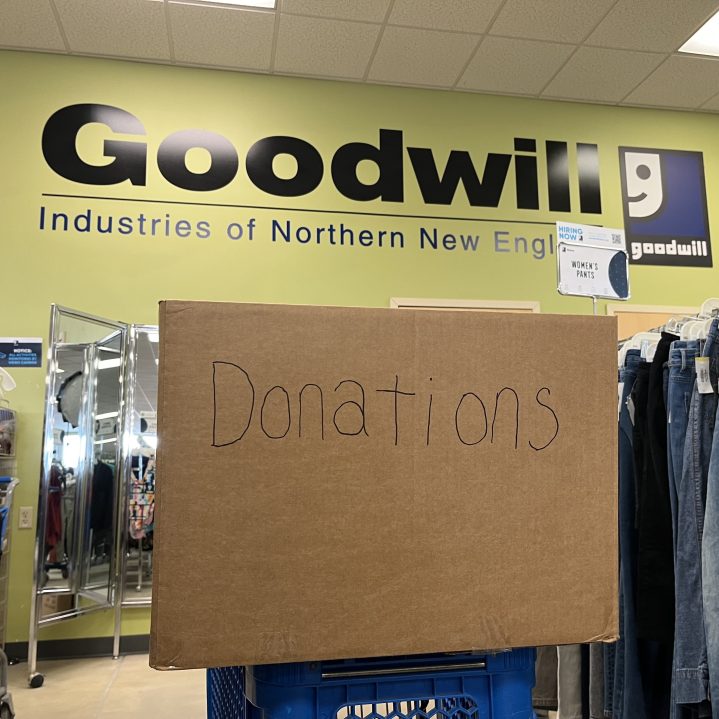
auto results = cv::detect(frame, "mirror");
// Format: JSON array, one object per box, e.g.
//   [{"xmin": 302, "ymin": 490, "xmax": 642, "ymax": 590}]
[
  {"xmin": 30, "ymin": 308, "xmax": 160, "ymax": 686},
  {"xmin": 120, "ymin": 326, "xmax": 158, "ymax": 604},
  {"xmin": 42, "ymin": 344, "xmax": 85, "ymax": 595},
  {"xmin": 35, "ymin": 309, "xmax": 126, "ymax": 618},
  {"xmin": 81, "ymin": 331, "xmax": 123, "ymax": 600},
  {"xmin": 121, "ymin": 325, "xmax": 159, "ymax": 606}
]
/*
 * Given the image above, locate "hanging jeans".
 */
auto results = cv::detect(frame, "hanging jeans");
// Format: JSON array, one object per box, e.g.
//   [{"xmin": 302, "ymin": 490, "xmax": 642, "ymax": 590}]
[
  {"xmin": 631, "ymin": 356, "xmax": 674, "ymax": 719},
  {"xmin": 589, "ymin": 643, "xmax": 605, "ymax": 719},
  {"xmin": 667, "ymin": 340, "xmax": 701, "ymax": 549},
  {"xmin": 702, "ymin": 324, "xmax": 719, "ymax": 718},
  {"xmin": 674, "ymin": 322, "xmax": 719, "ymax": 715},
  {"xmin": 638, "ymin": 332, "xmax": 676, "ymax": 643},
  {"xmin": 557, "ymin": 645, "xmax": 583, "ymax": 719},
  {"xmin": 614, "ymin": 350, "xmax": 646, "ymax": 719}
]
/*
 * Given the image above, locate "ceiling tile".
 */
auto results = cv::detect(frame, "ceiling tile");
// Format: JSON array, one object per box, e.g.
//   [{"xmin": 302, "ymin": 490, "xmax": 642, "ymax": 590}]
[
  {"xmin": 369, "ymin": 27, "xmax": 478, "ymax": 87},
  {"xmin": 587, "ymin": 0, "xmax": 718, "ymax": 52},
  {"xmin": 170, "ymin": 3, "xmax": 274, "ymax": 70},
  {"xmin": 0, "ymin": 0, "xmax": 65, "ymax": 51},
  {"xmin": 459, "ymin": 37, "xmax": 574, "ymax": 95},
  {"xmin": 389, "ymin": 0, "xmax": 504, "ymax": 34},
  {"xmin": 625, "ymin": 55, "xmax": 719, "ymax": 109},
  {"xmin": 699, "ymin": 91, "xmax": 719, "ymax": 113},
  {"xmin": 490, "ymin": 0, "xmax": 616, "ymax": 43},
  {"xmin": 54, "ymin": 0, "xmax": 170, "ymax": 59},
  {"xmin": 275, "ymin": 15, "xmax": 380, "ymax": 79},
  {"xmin": 543, "ymin": 47, "xmax": 665, "ymax": 103},
  {"xmin": 281, "ymin": 0, "xmax": 390, "ymax": 23}
]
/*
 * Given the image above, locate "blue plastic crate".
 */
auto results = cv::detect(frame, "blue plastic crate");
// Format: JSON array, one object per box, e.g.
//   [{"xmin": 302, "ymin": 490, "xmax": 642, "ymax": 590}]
[
  {"xmin": 0, "ymin": 507, "xmax": 8, "ymax": 549},
  {"xmin": 208, "ymin": 649, "xmax": 535, "ymax": 719}
]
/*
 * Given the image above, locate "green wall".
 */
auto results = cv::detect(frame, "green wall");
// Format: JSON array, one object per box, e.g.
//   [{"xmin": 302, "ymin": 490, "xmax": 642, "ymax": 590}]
[{"xmin": 3, "ymin": 49, "xmax": 719, "ymax": 645}]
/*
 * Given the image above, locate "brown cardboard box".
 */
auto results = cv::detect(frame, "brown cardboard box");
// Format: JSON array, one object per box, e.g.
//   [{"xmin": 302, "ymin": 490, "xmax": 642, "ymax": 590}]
[
  {"xmin": 41, "ymin": 594, "xmax": 75, "ymax": 617},
  {"xmin": 151, "ymin": 301, "xmax": 618, "ymax": 670}
]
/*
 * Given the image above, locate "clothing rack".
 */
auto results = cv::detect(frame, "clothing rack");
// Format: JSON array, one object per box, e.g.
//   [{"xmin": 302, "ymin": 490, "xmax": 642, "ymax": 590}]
[{"xmin": 610, "ymin": 296, "xmax": 719, "ymax": 718}]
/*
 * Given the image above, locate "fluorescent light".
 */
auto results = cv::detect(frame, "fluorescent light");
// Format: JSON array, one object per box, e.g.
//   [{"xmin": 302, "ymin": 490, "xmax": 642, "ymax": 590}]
[
  {"xmin": 170, "ymin": 0, "xmax": 276, "ymax": 8},
  {"xmin": 680, "ymin": 11, "xmax": 719, "ymax": 56},
  {"xmin": 96, "ymin": 411, "xmax": 119, "ymax": 420},
  {"xmin": 98, "ymin": 358, "xmax": 122, "ymax": 370}
]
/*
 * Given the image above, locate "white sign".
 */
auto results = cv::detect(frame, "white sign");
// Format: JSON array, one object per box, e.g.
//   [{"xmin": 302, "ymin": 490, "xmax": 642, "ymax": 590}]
[
  {"xmin": 96, "ymin": 417, "xmax": 117, "ymax": 436},
  {"xmin": 556, "ymin": 221, "xmax": 626, "ymax": 250},
  {"xmin": 557, "ymin": 243, "xmax": 630, "ymax": 300},
  {"xmin": 140, "ymin": 411, "xmax": 157, "ymax": 434}
]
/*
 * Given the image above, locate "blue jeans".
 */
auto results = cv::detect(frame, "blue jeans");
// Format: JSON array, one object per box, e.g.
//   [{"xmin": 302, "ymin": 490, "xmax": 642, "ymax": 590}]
[
  {"xmin": 667, "ymin": 340, "xmax": 701, "ymax": 552},
  {"xmin": 614, "ymin": 350, "xmax": 646, "ymax": 719},
  {"xmin": 674, "ymin": 323, "xmax": 719, "ymax": 709},
  {"xmin": 702, "ymin": 325, "xmax": 719, "ymax": 718}
]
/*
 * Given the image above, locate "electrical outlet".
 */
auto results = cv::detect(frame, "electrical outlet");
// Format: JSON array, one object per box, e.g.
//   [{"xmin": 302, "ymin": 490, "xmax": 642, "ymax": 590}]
[{"xmin": 18, "ymin": 506, "xmax": 33, "ymax": 530}]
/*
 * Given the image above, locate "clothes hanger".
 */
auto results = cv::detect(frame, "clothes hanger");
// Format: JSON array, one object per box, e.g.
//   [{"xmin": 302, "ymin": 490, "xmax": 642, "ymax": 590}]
[
  {"xmin": 681, "ymin": 319, "xmax": 703, "ymax": 341},
  {"xmin": 666, "ymin": 315, "xmax": 696, "ymax": 335},
  {"xmin": 618, "ymin": 331, "xmax": 662, "ymax": 366},
  {"xmin": 693, "ymin": 316, "xmax": 716, "ymax": 341},
  {"xmin": 700, "ymin": 298, "xmax": 719, "ymax": 317},
  {"xmin": 0, "ymin": 368, "xmax": 15, "ymax": 402}
]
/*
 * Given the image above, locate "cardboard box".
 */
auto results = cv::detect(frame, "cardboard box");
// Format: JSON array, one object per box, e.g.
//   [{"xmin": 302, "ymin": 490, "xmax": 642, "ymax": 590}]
[
  {"xmin": 151, "ymin": 301, "xmax": 618, "ymax": 670},
  {"xmin": 41, "ymin": 594, "xmax": 75, "ymax": 616}
]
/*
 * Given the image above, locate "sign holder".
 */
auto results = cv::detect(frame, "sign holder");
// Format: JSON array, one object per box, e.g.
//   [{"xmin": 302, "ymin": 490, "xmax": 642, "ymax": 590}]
[
  {"xmin": 555, "ymin": 220, "xmax": 631, "ymax": 316},
  {"xmin": 556, "ymin": 242, "xmax": 631, "ymax": 315}
]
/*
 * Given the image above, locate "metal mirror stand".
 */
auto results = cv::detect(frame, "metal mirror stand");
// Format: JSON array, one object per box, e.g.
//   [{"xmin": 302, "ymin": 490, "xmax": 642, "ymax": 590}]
[{"xmin": 28, "ymin": 307, "xmax": 158, "ymax": 688}]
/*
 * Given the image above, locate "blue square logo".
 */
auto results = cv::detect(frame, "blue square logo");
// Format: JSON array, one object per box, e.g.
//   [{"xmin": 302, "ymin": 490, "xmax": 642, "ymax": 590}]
[{"xmin": 619, "ymin": 147, "xmax": 712, "ymax": 267}]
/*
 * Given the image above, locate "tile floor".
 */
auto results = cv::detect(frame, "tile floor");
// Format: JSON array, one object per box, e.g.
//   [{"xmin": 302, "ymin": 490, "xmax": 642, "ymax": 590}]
[
  {"xmin": 7, "ymin": 655, "xmax": 556, "ymax": 718},
  {"xmin": 7, "ymin": 654, "xmax": 206, "ymax": 718}
]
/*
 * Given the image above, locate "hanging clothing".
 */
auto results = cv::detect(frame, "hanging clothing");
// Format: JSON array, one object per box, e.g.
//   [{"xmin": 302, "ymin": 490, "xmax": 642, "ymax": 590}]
[
  {"xmin": 608, "ymin": 323, "xmax": 719, "ymax": 719},
  {"xmin": 45, "ymin": 463, "xmax": 63, "ymax": 551},
  {"xmin": 90, "ymin": 461, "xmax": 114, "ymax": 533},
  {"xmin": 672, "ymin": 323, "xmax": 719, "ymax": 711},
  {"xmin": 129, "ymin": 463, "xmax": 155, "ymax": 541}
]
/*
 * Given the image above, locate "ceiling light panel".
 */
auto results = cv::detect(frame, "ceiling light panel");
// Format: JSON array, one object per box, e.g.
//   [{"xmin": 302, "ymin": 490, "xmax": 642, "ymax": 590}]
[
  {"xmin": 170, "ymin": 0, "xmax": 276, "ymax": 8},
  {"xmin": 680, "ymin": 11, "xmax": 719, "ymax": 57}
]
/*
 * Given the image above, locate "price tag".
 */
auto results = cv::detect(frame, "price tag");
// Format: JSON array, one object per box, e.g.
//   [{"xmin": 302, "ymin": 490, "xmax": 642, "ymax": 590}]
[
  {"xmin": 627, "ymin": 394, "xmax": 636, "ymax": 426},
  {"xmin": 696, "ymin": 357, "xmax": 713, "ymax": 394}
]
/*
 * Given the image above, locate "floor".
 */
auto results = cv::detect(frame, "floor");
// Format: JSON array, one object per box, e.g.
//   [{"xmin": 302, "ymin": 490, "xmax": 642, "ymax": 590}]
[
  {"xmin": 7, "ymin": 654, "xmax": 206, "ymax": 718},
  {"xmin": 6, "ymin": 654, "xmax": 556, "ymax": 718}
]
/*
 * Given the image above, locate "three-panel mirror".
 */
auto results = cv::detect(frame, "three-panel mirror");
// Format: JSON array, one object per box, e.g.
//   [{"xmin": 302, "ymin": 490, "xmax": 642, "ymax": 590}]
[{"xmin": 32, "ymin": 308, "xmax": 158, "ymax": 631}]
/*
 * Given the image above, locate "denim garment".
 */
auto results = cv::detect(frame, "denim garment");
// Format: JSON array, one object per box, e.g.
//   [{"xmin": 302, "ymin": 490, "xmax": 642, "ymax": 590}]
[
  {"xmin": 558, "ymin": 645, "xmax": 583, "ymax": 719},
  {"xmin": 630, "ymin": 354, "xmax": 673, "ymax": 719},
  {"xmin": 667, "ymin": 340, "xmax": 701, "ymax": 550},
  {"xmin": 534, "ymin": 645, "xmax": 559, "ymax": 712},
  {"xmin": 614, "ymin": 350, "xmax": 646, "ymax": 719},
  {"xmin": 604, "ymin": 642, "xmax": 616, "ymax": 718},
  {"xmin": 702, "ymin": 323, "xmax": 719, "ymax": 718},
  {"xmin": 665, "ymin": 340, "xmax": 701, "ymax": 719},
  {"xmin": 637, "ymin": 332, "xmax": 676, "ymax": 644},
  {"xmin": 590, "ymin": 643, "xmax": 605, "ymax": 719},
  {"xmin": 674, "ymin": 321, "xmax": 719, "ymax": 708}
]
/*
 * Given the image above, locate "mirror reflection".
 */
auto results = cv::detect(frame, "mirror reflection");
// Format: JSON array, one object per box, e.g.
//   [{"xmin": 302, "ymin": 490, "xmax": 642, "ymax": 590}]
[
  {"xmin": 43, "ymin": 345, "xmax": 84, "ymax": 593},
  {"xmin": 82, "ymin": 333, "xmax": 123, "ymax": 596},
  {"xmin": 122, "ymin": 328, "xmax": 158, "ymax": 603}
]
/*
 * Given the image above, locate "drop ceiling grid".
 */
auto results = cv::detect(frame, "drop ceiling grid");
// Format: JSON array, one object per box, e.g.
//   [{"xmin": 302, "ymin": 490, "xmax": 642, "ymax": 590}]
[{"xmin": 1, "ymin": 0, "xmax": 719, "ymax": 112}]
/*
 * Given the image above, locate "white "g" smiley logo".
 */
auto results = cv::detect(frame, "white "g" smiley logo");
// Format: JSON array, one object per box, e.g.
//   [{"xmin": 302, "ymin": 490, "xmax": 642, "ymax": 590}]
[{"xmin": 624, "ymin": 152, "xmax": 664, "ymax": 219}]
